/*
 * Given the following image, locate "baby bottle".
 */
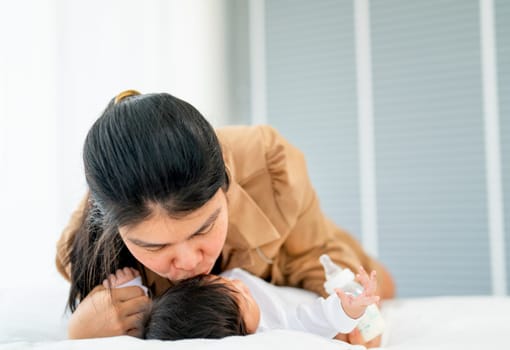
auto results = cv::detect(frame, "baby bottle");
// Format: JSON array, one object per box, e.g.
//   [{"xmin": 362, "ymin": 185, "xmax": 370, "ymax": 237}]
[{"xmin": 319, "ymin": 254, "xmax": 385, "ymax": 342}]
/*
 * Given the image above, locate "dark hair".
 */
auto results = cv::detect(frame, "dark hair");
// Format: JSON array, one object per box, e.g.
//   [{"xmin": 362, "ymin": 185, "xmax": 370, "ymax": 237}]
[
  {"xmin": 143, "ymin": 275, "xmax": 248, "ymax": 339},
  {"xmin": 66, "ymin": 197, "xmax": 140, "ymax": 312},
  {"xmin": 66, "ymin": 92, "xmax": 229, "ymax": 311}
]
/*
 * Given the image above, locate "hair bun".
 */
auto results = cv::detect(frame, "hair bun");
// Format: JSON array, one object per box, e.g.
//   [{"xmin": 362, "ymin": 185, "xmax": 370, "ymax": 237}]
[{"xmin": 114, "ymin": 89, "xmax": 141, "ymax": 104}]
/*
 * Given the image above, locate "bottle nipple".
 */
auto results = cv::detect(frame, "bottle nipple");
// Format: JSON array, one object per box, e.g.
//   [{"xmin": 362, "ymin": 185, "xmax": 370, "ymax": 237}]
[{"xmin": 319, "ymin": 254, "xmax": 342, "ymax": 279}]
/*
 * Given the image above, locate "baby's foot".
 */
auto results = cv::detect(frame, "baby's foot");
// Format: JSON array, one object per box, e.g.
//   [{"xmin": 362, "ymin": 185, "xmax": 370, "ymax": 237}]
[{"xmin": 103, "ymin": 267, "xmax": 140, "ymax": 288}]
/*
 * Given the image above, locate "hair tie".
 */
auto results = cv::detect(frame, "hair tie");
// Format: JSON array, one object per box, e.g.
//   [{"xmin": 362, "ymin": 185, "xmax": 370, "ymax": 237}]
[{"xmin": 114, "ymin": 89, "xmax": 141, "ymax": 104}]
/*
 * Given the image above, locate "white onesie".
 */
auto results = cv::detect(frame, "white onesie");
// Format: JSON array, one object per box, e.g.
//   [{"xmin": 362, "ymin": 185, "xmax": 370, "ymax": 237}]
[
  {"xmin": 221, "ymin": 268, "xmax": 360, "ymax": 337},
  {"xmin": 117, "ymin": 268, "xmax": 360, "ymax": 338}
]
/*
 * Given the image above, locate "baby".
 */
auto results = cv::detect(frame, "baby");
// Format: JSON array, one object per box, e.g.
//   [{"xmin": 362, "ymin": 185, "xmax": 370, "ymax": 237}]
[{"xmin": 104, "ymin": 265, "xmax": 379, "ymax": 340}]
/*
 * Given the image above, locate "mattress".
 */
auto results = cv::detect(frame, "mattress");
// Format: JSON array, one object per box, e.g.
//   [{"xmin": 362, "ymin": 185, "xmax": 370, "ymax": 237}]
[{"xmin": 0, "ymin": 282, "xmax": 507, "ymax": 349}]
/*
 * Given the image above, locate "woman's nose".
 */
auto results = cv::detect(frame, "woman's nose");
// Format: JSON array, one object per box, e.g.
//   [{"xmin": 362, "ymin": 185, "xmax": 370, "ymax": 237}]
[{"xmin": 173, "ymin": 243, "xmax": 202, "ymax": 271}]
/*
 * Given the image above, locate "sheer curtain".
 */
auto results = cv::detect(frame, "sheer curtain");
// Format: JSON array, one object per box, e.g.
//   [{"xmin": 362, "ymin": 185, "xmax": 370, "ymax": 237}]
[{"xmin": 0, "ymin": 0, "xmax": 231, "ymax": 288}]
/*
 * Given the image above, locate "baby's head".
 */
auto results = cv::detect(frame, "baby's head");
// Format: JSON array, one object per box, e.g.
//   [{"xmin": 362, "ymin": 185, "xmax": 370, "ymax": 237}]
[{"xmin": 142, "ymin": 274, "xmax": 260, "ymax": 340}]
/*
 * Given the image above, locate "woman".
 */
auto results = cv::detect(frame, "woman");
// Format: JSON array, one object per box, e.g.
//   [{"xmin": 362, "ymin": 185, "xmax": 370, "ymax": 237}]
[{"xmin": 56, "ymin": 90, "xmax": 395, "ymax": 345}]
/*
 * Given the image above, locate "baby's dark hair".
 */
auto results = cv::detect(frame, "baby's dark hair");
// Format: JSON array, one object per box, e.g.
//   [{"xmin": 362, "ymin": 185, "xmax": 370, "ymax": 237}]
[{"xmin": 142, "ymin": 275, "xmax": 248, "ymax": 340}]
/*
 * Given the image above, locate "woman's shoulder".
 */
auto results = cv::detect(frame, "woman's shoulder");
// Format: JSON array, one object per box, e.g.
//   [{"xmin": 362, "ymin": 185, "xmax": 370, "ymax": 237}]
[
  {"xmin": 215, "ymin": 125, "xmax": 274, "ymax": 182},
  {"xmin": 219, "ymin": 125, "xmax": 309, "ymax": 227},
  {"xmin": 216, "ymin": 125, "xmax": 301, "ymax": 181},
  {"xmin": 215, "ymin": 124, "xmax": 281, "ymax": 150}
]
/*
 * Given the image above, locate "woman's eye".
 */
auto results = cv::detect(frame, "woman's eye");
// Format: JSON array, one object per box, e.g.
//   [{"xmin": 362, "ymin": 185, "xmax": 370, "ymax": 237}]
[
  {"xmin": 145, "ymin": 245, "xmax": 165, "ymax": 252},
  {"xmin": 193, "ymin": 222, "xmax": 215, "ymax": 238}
]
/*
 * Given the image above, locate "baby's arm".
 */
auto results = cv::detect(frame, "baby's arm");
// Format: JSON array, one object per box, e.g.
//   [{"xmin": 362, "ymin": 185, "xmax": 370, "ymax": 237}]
[
  {"xmin": 103, "ymin": 267, "xmax": 149, "ymax": 295},
  {"xmin": 288, "ymin": 273, "xmax": 376, "ymax": 337},
  {"xmin": 103, "ymin": 267, "xmax": 140, "ymax": 288},
  {"xmin": 335, "ymin": 266, "xmax": 380, "ymax": 319}
]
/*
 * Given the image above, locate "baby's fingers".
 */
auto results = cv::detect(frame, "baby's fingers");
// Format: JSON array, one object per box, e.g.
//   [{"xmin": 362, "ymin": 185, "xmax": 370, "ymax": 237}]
[
  {"xmin": 365, "ymin": 270, "xmax": 378, "ymax": 296},
  {"xmin": 359, "ymin": 294, "xmax": 380, "ymax": 306},
  {"xmin": 357, "ymin": 268, "xmax": 377, "ymax": 296},
  {"xmin": 103, "ymin": 274, "xmax": 117, "ymax": 288},
  {"xmin": 335, "ymin": 288, "xmax": 354, "ymax": 307},
  {"xmin": 355, "ymin": 266, "xmax": 370, "ymax": 288},
  {"xmin": 363, "ymin": 271, "xmax": 377, "ymax": 295}
]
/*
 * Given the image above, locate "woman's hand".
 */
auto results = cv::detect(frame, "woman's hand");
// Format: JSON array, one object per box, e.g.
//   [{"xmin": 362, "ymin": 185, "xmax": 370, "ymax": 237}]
[{"xmin": 68, "ymin": 284, "xmax": 150, "ymax": 339}]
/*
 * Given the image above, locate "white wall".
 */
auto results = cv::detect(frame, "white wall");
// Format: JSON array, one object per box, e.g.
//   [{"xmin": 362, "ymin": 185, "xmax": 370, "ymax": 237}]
[
  {"xmin": 0, "ymin": 0, "xmax": 231, "ymax": 288},
  {"xmin": 261, "ymin": 0, "xmax": 507, "ymax": 296},
  {"xmin": 0, "ymin": 0, "xmax": 60, "ymax": 288}
]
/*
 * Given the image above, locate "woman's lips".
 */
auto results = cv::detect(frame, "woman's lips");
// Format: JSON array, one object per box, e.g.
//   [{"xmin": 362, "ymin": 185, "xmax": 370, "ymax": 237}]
[{"xmin": 168, "ymin": 263, "xmax": 213, "ymax": 281}]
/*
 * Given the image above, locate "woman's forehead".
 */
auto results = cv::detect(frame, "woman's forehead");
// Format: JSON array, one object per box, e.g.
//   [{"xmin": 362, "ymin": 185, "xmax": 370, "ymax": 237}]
[{"xmin": 120, "ymin": 210, "xmax": 207, "ymax": 243}]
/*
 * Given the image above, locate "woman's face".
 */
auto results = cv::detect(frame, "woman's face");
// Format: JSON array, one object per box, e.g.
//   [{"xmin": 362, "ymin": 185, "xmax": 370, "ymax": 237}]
[{"xmin": 118, "ymin": 189, "xmax": 229, "ymax": 281}]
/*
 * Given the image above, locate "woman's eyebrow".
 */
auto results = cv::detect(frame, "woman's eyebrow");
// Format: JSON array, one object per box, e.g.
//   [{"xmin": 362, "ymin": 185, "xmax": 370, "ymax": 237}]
[
  {"xmin": 129, "ymin": 239, "xmax": 165, "ymax": 248},
  {"xmin": 192, "ymin": 207, "xmax": 221, "ymax": 235},
  {"xmin": 128, "ymin": 207, "xmax": 222, "ymax": 247}
]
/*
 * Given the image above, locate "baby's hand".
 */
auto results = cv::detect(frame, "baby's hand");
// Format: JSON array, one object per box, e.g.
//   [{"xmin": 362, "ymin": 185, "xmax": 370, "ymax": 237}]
[
  {"xmin": 335, "ymin": 266, "xmax": 380, "ymax": 319},
  {"xmin": 103, "ymin": 267, "xmax": 140, "ymax": 289}
]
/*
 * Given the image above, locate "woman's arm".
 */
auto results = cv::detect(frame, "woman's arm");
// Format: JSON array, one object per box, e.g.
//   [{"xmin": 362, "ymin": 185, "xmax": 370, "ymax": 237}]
[{"xmin": 259, "ymin": 125, "xmax": 396, "ymax": 299}]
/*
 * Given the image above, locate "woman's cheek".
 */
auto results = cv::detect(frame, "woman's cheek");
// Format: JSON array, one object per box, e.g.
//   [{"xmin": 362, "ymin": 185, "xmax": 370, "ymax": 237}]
[
  {"xmin": 216, "ymin": 214, "xmax": 229, "ymax": 244},
  {"xmin": 126, "ymin": 245, "xmax": 159, "ymax": 270}
]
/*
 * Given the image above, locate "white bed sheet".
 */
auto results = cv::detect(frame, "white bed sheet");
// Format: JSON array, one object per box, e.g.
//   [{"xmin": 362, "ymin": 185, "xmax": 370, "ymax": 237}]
[{"xmin": 1, "ymin": 282, "xmax": 508, "ymax": 350}]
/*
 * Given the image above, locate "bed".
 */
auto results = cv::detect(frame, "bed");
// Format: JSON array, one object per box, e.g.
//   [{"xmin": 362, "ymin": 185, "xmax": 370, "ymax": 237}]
[{"xmin": 1, "ymin": 281, "xmax": 507, "ymax": 349}]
